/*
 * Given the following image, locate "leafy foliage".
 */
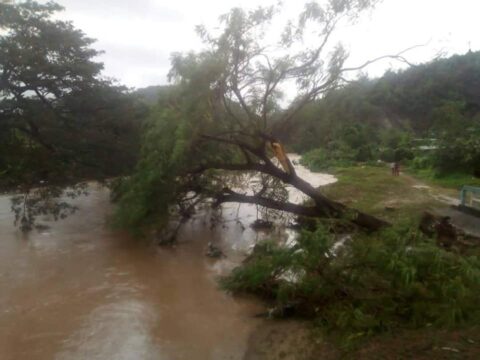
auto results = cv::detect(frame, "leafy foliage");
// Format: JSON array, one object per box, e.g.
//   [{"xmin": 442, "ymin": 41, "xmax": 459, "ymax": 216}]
[
  {"xmin": 0, "ymin": 1, "xmax": 145, "ymax": 229},
  {"xmin": 431, "ymin": 101, "xmax": 480, "ymax": 175},
  {"xmin": 112, "ymin": 106, "xmax": 193, "ymax": 230},
  {"xmin": 300, "ymin": 147, "xmax": 354, "ymax": 171},
  {"xmin": 113, "ymin": 73, "xmax": 237, "ymax": 231},
  {"xmin": 11, "ymin": 183, "xmax": 88, "ymax": 232},
  {"xmin": 291, "ymin": 51, "xmax": 480, "ymax": 177},
  {"xmin": 222, "ymin": 226, "xmax": 480, "ymax": 339},
  {"xmin": 115, "ymin": 1, "xmax": 392, "ymax": 234}
]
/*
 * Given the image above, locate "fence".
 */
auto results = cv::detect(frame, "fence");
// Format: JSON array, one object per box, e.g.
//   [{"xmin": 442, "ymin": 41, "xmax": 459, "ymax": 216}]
[{"xmin": 460, "ymin": 186, "xmax": 480, "ymax": 210}]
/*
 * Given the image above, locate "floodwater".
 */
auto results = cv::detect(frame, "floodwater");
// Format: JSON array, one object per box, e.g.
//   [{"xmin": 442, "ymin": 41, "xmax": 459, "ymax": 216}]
[{"xmin": 0, "ymin": 155, "xmax": 336, "ymax": 360}]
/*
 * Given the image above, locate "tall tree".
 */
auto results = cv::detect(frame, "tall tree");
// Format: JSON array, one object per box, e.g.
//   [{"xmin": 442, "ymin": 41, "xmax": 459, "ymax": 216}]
[
  {"xmin": 0, "ymin": 1, "xmax": 144, "ymax": 230},
  {"xmin": 116, "ymin": 0, "xmax": 412, "ymax": 235}
]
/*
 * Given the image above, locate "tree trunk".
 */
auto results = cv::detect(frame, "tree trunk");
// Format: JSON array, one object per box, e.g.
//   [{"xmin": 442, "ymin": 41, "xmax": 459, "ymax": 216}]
[{"xmin": 215, "ymin": 189, "xmax": 389, "ymax": 232}]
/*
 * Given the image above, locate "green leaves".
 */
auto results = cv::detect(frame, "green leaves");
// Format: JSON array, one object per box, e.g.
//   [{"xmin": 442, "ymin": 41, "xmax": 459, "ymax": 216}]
[
  {"xmin": 291, "ymin": 51, "xmax": 480, "ymax": 178},
  {"xmin": 222, "ymin": 225, "xmax": 480, "ymax": 338},
  {"xmin": 431, "ymin": 101, "xmax": 480, "ymax": 175},
  {"xmin": 1, "ymin": 1, "xmax": 144, "ymax": 229}
]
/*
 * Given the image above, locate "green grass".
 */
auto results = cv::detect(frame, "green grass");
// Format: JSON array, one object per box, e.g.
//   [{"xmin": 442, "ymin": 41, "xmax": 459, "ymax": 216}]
[
  {"xmin": 319, "ymin": 165, "xmax": 450, "ymax": 224},
  {"xmin": 236, "ymin": 161, "xmax": 480, "ymax": 357},
  {"xmin": 407, "ymin": 167, "xmax": 480, "ymax": 190}
]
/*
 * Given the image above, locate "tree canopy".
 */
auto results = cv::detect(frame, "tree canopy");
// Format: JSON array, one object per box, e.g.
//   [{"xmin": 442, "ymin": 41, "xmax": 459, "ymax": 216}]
[
  {"xmin": 0, "ymin": 1, "xmax": 144, "ymax": 230},
  {"xmin": 290, "ymin": 51, "xmax": 480, "ymax": 176},
  {"xmin": 115, "ymin": 0, "xmax": 404, "ymax": 236}
]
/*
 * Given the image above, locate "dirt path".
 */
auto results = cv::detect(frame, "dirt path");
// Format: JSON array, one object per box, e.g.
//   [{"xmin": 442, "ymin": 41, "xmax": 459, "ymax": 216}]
[{"xmin": 401, "ymin": 173, "xmax": 459, "ymax": 204}]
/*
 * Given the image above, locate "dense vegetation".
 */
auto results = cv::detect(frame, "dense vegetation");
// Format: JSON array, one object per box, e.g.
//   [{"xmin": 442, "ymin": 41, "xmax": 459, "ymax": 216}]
[
  {"xmin": 115, "ymin": 3, "xmax": 480, "ymax": 344},
  {"xmin": 220, "ymin": 52, "xmax": 480, "ymax": 345},
  {"xmin": 0, "ymin": 1, "xmax": 145, "ymax": 229},
  {"xmin": 2, "ymin": 0, "xmax": 479, "ymax": 356},
  {"xmin": 222, "ymin": 225, "xmax": 480, "ymax": 342},
  {"xmin": 134, "ymin": 85, "xmax": 173, "ymax": 107},
  {"xmin": 114, "ymin": 0, "xmax": 399, "ymax": 236},
  {"xmin": 292, "ymin": 51, "xmax": 480, "ymax": 179}
]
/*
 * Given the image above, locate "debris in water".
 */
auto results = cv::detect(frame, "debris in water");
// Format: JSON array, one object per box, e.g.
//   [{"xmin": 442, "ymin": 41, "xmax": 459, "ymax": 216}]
[
  {"xmin": 205, "ymin": 242, "xmax": 225, "ymax": 258},
  {"xmin": 251, "ymin": 219, "xmax": 274, "ymax": 230}
]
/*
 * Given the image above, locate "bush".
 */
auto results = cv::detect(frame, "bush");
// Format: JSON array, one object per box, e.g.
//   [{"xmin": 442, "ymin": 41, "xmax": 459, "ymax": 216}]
[
  {"xmin": 379, "ymin": 148, "xmax": 395, "ymax": 163},
  {"xmin": 300, "ymin": 148, "xmax": 333, "ymax": 171},
  {"xmin": 410, "ymin": 155, "xmax": 432, "ymax": 170},
  {"xmin": 394, "ymin": 147, "xmax": 415, "ymax": 161},
  {"xmin": 355, "ymin": 144, "xmax": 377, "ymax": 162},
  {"xmin": 379, "ymin": 146, "xmax": 414, "ymax": 163},
  {"xmin": 433, "ymin": 136, "xmax": 480, "ymax": 176},
  {"xmin": 300, "ymin": 145, "xmax": 356, "ymax": 172},
  {"xmin": 221, "ymin": 226, "xmax": 480, "ymax": 339}
]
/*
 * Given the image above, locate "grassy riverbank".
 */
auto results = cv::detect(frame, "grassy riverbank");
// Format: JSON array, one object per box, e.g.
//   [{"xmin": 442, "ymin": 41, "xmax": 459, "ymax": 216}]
[
  {"xmin": 225, "ymin": 162, "xmax": 480, "ymax": 359},
  {"xmin": 406, "ymin": 167, "xmax": 480, "ymax": 189},
  {"xmin": 320, "ymin": 165, "xmax": 456, "ymax": 225}
]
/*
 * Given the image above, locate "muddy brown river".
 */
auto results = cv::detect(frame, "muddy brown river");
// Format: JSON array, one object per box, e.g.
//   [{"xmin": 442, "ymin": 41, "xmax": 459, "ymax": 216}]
[{"xmin": 0, "ymin": 156, "xmax": 335, "ymax": 360}]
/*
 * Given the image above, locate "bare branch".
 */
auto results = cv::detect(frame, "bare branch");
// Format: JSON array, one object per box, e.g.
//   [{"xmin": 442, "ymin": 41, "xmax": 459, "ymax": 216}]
[{"xmin": 340, "ymin": 44, "xmax": 425, "ymax": 73}]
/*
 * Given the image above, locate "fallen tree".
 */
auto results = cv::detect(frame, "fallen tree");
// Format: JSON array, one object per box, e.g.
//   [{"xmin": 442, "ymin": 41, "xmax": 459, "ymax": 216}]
[{"xmin": 114, "ymin": 0, "xmax": 416, "ymax": 235}]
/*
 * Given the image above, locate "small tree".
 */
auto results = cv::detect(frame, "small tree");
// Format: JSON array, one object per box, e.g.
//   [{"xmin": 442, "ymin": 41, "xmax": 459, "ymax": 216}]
[
  {"xmin": 431, "ymin": 101, "xmax": 480, "ymax": 175},
  {"xmin": 116, "ymin": 0, "xmax": 414, "ymax": 234},
  {"xmin": 0, "ymin": 1, "xmax": 144, "ymax": 230}
]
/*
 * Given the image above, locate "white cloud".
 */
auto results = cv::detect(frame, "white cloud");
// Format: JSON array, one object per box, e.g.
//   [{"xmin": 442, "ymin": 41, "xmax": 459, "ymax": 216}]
[{"xmin": 40, "ymin": 0, "xmax": 480, "ymax": 88}]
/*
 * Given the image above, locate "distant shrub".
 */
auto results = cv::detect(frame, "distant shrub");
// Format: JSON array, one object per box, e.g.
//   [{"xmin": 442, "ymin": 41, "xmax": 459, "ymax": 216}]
[
  {"xmin": 355, "ymin": 144, "xmax": 377, "ymax": 162},
  {"xmin": 300, "ymin": 148, "xmax": 332, "ymax": 171},
  {"xmin": 300, "ymin": 146, "xmax": 356, "ymax": 172},
  {"xmin": 394, "ymin": 147, "xmax": 415, "ymax": 161},
  {"xmin": 379, "ymin": 148, "xmax": 395, "ymax": 162},
  {"xmin": 410, "ymin": 155, "xmax": 432, "ymax": 170},
  {"xmin": 379, "ymin": 147, "xmax": 414, "ymax": 163}
]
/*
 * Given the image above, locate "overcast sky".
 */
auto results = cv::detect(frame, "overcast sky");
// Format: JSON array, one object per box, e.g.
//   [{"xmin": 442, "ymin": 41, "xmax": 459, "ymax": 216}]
[{"xmin": 41, "ymin": 0, "xmax": 480, "ymax": 89}]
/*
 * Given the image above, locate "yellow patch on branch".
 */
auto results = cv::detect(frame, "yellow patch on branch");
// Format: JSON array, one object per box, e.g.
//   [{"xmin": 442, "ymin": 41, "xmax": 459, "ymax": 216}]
[{"xmin": 270, "ymin": 141, "xmax": 293, "ymax": 174}]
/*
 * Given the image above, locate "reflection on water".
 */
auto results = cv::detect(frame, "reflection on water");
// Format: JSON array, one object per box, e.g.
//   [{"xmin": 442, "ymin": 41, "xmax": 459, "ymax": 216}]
[{"xmin": 0, "ymin": 157, "xmax": 335, "ymax": 360}]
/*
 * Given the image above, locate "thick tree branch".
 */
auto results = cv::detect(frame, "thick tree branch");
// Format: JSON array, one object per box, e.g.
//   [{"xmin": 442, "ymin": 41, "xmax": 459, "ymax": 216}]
[
  {"xmin": 191, "ymin": 157, "xmax": 389, "ymax": 231},
  {"xmin": 214, "ymin": 189, "xmax": 322, "ymax": 217},
  {"xmin": 213, "ymin": 187, "xmax": 389, "ymax": 231}
]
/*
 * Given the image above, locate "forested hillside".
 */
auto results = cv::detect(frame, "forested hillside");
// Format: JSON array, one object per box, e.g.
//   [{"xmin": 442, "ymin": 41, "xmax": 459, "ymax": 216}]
[
  {"xmin": 292, "ymin": 51, "xmax": 480, "ymax": 177},
  {"xmin": 134, "ymin": 85, "xmax": 173, "ymax": 106}
]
